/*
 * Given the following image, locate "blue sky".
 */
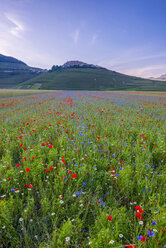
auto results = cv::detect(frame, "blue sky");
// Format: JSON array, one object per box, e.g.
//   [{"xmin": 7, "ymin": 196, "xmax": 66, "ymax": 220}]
[{"xmin": 0, "ymin": 0, "xmax": 165, "ymax": 78}]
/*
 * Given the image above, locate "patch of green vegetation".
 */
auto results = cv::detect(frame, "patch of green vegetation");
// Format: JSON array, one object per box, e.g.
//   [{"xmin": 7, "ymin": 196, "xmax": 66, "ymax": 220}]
[{"xmin": 0, "ymin": 89, "xmax": 55, "ymax": 98}]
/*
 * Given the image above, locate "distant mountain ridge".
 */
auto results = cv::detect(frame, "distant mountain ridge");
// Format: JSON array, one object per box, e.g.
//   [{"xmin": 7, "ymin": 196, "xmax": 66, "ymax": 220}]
[
  {"xmin": 149, "ymin": 74, "xmax": 166, "ymax": 81},
  {"xmin": 50, "ymin": 60, "xmax": 105, "ymax": 72},
  {"xmin": 0, "ymin": 54, "xmax": 46, "ymax": 88},
  {"xmin": 0, "ymin": 54, "xmax": 27, "ymax": 65},
  {"xmin": 0, "ymin": 54, "xmax": 166, "ymax": 91}
]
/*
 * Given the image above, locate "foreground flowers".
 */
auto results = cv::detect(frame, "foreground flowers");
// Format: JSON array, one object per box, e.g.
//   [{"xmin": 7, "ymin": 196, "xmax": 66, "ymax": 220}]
[{"xmin": 0, "ymin": 91, "xmax": 165, "ymax": 247}]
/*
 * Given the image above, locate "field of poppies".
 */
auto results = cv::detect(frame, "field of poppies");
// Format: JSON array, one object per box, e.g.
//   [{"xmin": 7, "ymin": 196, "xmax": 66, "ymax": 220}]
[{"xmin": 0, "ymin": 91, "xmax": 165, "ymax": 248}]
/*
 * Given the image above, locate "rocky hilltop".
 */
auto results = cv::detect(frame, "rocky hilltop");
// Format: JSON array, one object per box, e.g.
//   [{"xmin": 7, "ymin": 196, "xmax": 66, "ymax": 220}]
[{"xmin": 62, "ymin": 60, "xmax": 103, "ymax": 69}]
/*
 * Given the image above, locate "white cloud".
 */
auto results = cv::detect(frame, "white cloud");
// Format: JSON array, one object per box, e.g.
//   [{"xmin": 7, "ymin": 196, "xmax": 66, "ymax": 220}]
[
  {"xmin": 120, "ymin": 64, "xmax": 166, "ymax": 78},
  {"xmin": 5, "ymin": 13, "xmax": 24, "ymax": 37},
  {"xmin": 72, "ymin": 28, "xmax": 79, "ymax": 45}
]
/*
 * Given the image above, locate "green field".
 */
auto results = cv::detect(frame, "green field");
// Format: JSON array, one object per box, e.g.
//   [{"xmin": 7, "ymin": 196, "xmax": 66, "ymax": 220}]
[
  {"xmin": 0, "ymin": 89, "xmax": 55, "ymax": 98},
  {"xmin": 0, "ymin": 91, "xmax": 165, "ymax": 248}
]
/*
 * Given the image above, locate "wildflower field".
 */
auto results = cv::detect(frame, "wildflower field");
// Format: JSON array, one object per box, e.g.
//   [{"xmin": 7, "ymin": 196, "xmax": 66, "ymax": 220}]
[{"xmin": 0, "ymin": 91, "xmax": 165, "ymax": 248}]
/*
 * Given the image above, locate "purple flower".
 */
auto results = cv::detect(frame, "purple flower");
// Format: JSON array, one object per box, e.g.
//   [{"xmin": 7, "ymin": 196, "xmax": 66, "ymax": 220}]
[
  {"xmin": 137, "ymin": 235, "xmax": 142, "ymax": 240},
  {"xmin": 148, "ymin": 230, "xmax": 155, "ymax": 237}
]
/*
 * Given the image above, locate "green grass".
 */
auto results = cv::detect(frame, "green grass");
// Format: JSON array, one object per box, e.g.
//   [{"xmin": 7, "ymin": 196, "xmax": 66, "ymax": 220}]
[
  {"xmin": 0, "ymin": 55, "xmax": 44, "ymax": 89},
  {"xmin": 16, "ymin": 67, "xmax": 166, "ymax": 91},
  {"xmin": 0, "ymin": 89, "xmax": 55, "ymax": 98},
  {"xmin": 0, "ymin": 91, "xmax": 165, "ymax": 248},
  {"xmin": 0, "ymin": 69, "xmax": 40, "ymax": 89}
]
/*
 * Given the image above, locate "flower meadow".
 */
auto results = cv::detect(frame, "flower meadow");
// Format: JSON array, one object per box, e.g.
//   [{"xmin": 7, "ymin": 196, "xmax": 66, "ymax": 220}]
[{"xmin": 0, "ymin": 91, "xmax": 165, "ymax": 248}]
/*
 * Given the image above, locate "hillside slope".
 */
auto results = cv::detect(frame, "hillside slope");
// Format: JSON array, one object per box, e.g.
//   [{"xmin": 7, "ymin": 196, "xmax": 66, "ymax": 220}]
[
  {"xmin": 17, "ymin": 63, "xmax": 166, "ymax": 91},
  {"xmin": 0, "ymin": 54, "xmax": 45, "ymax": 89}
]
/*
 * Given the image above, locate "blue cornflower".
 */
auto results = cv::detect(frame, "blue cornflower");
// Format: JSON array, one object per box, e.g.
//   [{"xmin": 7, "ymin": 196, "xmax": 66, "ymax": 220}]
[
  {"xmin": 152, "ymin": 221, "xmax": 157, "ymax": 225},
  {"xmin": 147, "ymin": 230, "xmax": 155, "ymax": 237},
  {"xmin": 137, "ymin": 235, "xmax": 142, "ymax": 240}
]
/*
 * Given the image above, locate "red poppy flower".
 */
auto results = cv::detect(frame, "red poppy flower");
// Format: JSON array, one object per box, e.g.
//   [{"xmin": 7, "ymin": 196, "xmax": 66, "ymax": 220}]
[
  {"xmin": 69, "ymin": 170, "xmax": 72, "ymax": 174},
  {"xmin": 72, "ymin": 173, "xmax": 77, "ymax": 178},
  {"xmin": 29, "ymin": 184, "xmax": 33, "ymax": 188},
  {"xmin": 8, "ymin": 177, "xmax": 11, "ymax": 180},
  {"xmin": 141, "ymin": 236, "xmax": 146, "ymax": 242},
  {"xmin": 135, "ymin": 206, "xmax": 144, "ymax": 213},
  {"xmin": 61, "ymin": 159, "xmax": 65, "ymax": 163},
  {"xmin": 26, "ymin": 168, "xmax": 30, "ymax": 173},
  {"xmin": 97, "ymin": 136, "xmax": 100, "ymax": 139},
  {"xmin": 108, "ymin": 215, "xmax": 112, "ymax": 221},
  {"xmin": 16, "ymin": 164, "xmax": 20, "ymax": 167},
  {"xmin": 135, "ymin": 212, "xmax": 143, "ymax": 220}
]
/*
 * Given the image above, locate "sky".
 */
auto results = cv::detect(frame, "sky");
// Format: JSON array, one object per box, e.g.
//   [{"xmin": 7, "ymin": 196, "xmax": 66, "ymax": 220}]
[{"xmin": 0, "ymin": 0, "xmax": 166, "ymax": 78}]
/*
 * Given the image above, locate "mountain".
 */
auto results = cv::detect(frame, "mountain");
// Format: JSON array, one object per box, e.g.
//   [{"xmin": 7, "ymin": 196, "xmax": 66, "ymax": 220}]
[
  {"xmin": 0, "ymin": 54, "xmax": 27, "ymax": 66},
  {"xmin": 158, "ymin": 74, "xmax": 166, "ymax": 81},
  {"xmin": 149, "ymin": 74, "xmax": 166, "ymax": 81},
  {"xmin": 16, "ymin": 60, "xmax": 166, "ymax": 91},
  {"xmin": 0, "ymin": 54, "xmax": 46, "ymax": 89},
  {"xmin": 62, "ymin": 60, "xmax": 102, "ymax": 69}
]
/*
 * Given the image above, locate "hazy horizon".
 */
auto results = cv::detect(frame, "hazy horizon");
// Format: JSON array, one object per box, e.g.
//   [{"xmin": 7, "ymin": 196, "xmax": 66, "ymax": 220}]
[{"xmin": 0, "ymin": 0, "xmax": 166, "ymax": 78}]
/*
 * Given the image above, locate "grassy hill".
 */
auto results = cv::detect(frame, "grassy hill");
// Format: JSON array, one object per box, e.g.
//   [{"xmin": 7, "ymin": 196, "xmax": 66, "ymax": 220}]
[
  {"xmin": 16, "ymin": 66, "xmax": 166, "ymax": 91},
  {"xmin": 0, "ymin": 54, "xmax": 45, "ymax": 89}
]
